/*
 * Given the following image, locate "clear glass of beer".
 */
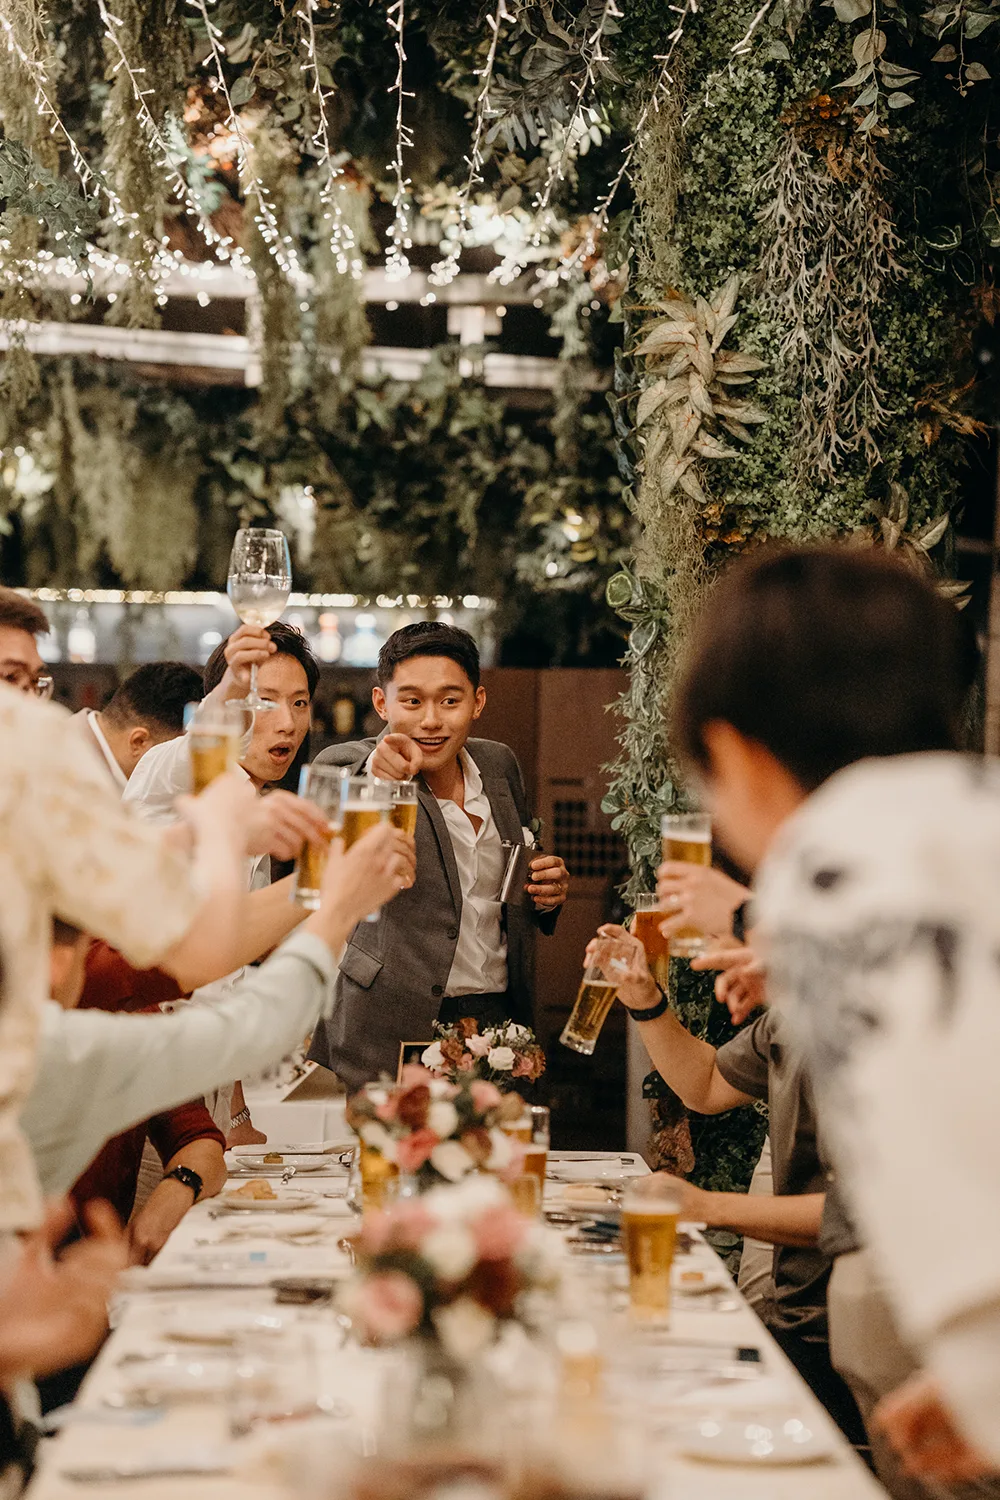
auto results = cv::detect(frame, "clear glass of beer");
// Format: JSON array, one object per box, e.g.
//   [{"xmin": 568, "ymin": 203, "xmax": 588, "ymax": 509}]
[
  {"xmin": 632, "ymin": 893, "xmax": 670, "ymax": 990},
  {"xmin": 502, "ymin": 1104, "xmax": 549, "ymax": 1214},
  {"xmin": 186, "ymin": 700, "xmax": 246, "ymax": 795},
  {"xmin": 660, "ymin": 812, "xmax": 712, "ymax": 958},
  {"xmin": 293, "ymin": 765, "xmax": 348, "ymax": 911},
  {"xmin": 387, "ymin": 781, "xmax": 418, "ymax": 837},
  {"xmin": 621, "ymin": 1175, "xmax": 682, "ymax": 1323},
  {"xmin": 340, "ymin": 776, "xmax": 392, "ymax": 848},
  {"xmin": 561, "ymin": 938, "xmax": 633, "ymax": 1055}
]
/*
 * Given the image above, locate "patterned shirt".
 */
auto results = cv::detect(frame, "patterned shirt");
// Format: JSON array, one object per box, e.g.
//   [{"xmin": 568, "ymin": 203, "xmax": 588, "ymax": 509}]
[{"xmin": 0, "ymin": 687, "xmax": 200, "ymax": 1230}]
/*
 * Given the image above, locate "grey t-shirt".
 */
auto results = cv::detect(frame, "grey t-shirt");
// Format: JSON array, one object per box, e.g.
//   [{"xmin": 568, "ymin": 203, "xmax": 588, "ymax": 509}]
[{"xmin": 716, "ymin": 1010, "xmax": 832, "ymax": 1338}]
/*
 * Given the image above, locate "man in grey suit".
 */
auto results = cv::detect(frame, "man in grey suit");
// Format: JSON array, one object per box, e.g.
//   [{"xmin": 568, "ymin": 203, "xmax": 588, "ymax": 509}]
[{"xmin": 307, "ymin": 622, "xmax": 569, "ymax": 1092}]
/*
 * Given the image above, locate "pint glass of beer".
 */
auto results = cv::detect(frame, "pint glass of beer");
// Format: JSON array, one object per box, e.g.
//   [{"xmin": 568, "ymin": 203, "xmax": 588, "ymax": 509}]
[
  {"xmin": 561, "ymin": 938, "xmax": 633, "ymax": 1055},
  {"xmin": 660, "ymin": 812, "xmax": 712, "ymax": 958},
  {"xmin": 340, "ymin": 776, "xmax": 392, "ymax": 848},
  {"xmin": 503, "ymin": 1105, "xmax": 550, "ymax": 1213},
  {"xmin": 621, "ymin": 1176, "xmax": 682, "ymax": 1323},
  {"xmin": 388, "ymin": 781, "xmax": 418, "ymax": 838},
  {"xmin": 293, "ymin": 765, "xmax": 348, "ymax": 911},
  {"xmin": 186, "ymin": 701, "xmax": 246, "ymax": 795},
  {"xmin": 632, "ymin": 893, "xmax": 670, "ymax": 990}
]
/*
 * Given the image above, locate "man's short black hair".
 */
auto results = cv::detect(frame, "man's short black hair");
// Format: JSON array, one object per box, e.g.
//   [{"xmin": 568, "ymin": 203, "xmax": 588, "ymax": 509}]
[
  {"xmin": 103, "ymin": 662, "xmax": 203, "ymax": 736},
  {"xmin": 672, "ymin": 544, "xmax": 967, "ymax": 794},
  {"xmin": 0, "ymin": 587, "xmax": 48, "ymax": 638},
  {"xmin": 376, "ymin": 622, "xmax": 481, "ymax": 690},
  {"xmin": 204, "ymin": 622, "xmax": 319, "ymax": 699}
]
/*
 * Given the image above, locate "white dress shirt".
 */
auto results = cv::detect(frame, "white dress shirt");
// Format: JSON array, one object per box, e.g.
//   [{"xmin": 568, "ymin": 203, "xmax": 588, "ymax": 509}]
[
  {"xmin": 85, "ymin": 711, "xmax": 128, "ymax": 793},
  {"xmin": 437, "ymin": 751, "xmax": 508, "ymax": 997},
  {"xmin": 0, "ymin": 687, "xmax": 200, "ymax": 1230},
  {"xmin": 22, "ymin": 930, "xmax": 338, "ymax": 1195}
]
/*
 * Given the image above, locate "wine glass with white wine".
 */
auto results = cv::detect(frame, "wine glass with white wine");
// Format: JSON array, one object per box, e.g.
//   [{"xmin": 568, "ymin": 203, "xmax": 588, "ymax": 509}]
[{"xmin": 226, "ymin": 527, "xmax": 292, "ymax": 712}]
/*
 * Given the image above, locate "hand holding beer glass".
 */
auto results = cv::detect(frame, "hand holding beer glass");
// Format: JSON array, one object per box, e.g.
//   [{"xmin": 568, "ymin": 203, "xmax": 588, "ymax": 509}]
[
  {"xmin": 659, "ymin": 813, "xmax": 712, "ymax": 958},
  {"xmin": 621, "ymin": 1175, "xmax": 682, "ymax": 1323},
  {"xmin": 187, "ymin": 701, "xmax": 246, "ymax": 795},
  {"xmin": 387, "ymin": 781, "xmax": 418, "ymax": 838},
  {"xmin": 561, "ymin": 937, "xmax": 633, "ymax": 1054},
  {"xmin": 293, "ymin": 765, "xmax": 349, "ymax": 911},
  {"xmin": 342, "ymin": 777, "xmax": 394, "ymax": 919}
]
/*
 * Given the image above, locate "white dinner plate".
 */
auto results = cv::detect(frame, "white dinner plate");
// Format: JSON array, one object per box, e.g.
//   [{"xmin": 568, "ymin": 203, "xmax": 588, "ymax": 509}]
[
  {"xmin": 162, "ymin": 1309, "xmax": 292, "ymax": 1346},
  {"xmin": 218, "ymin": 1190, "xmax": 318, "ymax": 1213},
  {"xmin": 228, "ymin": 1141, "xmax": 352, "ymax": 1158},
  {"xmin": 675, "ymin": 1415, "xmax": 834, "ymax": 1466},
  {"xmin": 547, "ymin": 1160, "xmax": 631, "ymax": 1183},
  {"xmin": 225, "ymin": 1155, "xmax": 329, "ymax": 1174}
]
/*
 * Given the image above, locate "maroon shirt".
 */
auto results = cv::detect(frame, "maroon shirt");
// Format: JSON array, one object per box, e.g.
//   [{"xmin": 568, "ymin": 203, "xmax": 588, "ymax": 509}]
[{"xmin": 69, "ymin": 943, "xmax": 225, "ymax": 1223}]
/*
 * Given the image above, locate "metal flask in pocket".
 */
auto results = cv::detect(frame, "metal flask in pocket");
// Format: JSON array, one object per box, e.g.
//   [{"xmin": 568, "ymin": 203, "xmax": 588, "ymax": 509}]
[{"xmin": 500, "ymin": 839, "xmax": 534, "ymax": 910}]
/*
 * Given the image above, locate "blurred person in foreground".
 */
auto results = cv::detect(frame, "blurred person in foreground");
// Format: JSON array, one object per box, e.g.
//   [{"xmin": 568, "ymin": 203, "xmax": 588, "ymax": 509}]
[
  {"xmin": 125, "ymin": 622, "xmax": 320, "ymax": 1143},
  {"xmin": 308, "ymin": 622, "xmax": 568, "ymax": 1092},
  {"xmin": 71, "ymin": 661, "xmax": 203, "ymax": 792},
  {"xmin": 671, "ymin": 544, "xmax": 999, "ymax": 1493},
  {"xmin": 0, "ymin": 587, "xmax": 273, "ymax": 1234}
]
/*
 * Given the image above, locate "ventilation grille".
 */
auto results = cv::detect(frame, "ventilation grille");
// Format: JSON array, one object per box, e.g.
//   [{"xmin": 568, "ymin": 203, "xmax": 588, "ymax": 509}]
[{"xmin": 552, "ymin": 799, "xmax": 626, "ymax": 878}]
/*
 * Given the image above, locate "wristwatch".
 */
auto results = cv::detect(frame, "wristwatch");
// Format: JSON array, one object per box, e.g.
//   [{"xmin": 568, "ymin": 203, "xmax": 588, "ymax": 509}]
[
  {"xmin": 229, "ymin": 1107, "xmax": 251, "ymax": 1130},
  {"xmin": 163, "ymin": 1165, "xmax": 204, "ymax": 1202}
]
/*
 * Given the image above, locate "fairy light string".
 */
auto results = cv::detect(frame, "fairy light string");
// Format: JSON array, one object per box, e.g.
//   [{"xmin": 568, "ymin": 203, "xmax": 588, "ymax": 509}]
[
  {"xmin": 297, "ymin": 0, "xmax": 363, "ymax": 279},
  {"xmin": 428, "ymin": 0, "xmax": 514, "ymax": 289},
  {"xmin": 384, "ymin": 0, "xmax": 414, "ymax": 283}
]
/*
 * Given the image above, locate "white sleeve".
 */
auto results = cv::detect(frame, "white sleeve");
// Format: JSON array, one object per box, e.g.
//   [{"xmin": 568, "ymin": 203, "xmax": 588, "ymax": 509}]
[
  {"xmin": 22, "ymin": 930, "xmax": 340, "ymax": 1195},
  {"xmin": 122, "ymin": 734, "xmax": 190, "ymax": 825}
]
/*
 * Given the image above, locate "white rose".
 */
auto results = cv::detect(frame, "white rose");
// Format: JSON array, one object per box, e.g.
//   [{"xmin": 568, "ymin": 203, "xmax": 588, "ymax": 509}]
[
  {"xmin": 421, "ymin": 1224, "xmax": 477, "ymax": 1281},
  {"xmin": 429, "ymin": 1140, "xmax": 475, "ymax": 1183},
  {"xmin": 359, "ymin": 1123, "xmax": 397, "ymax": 1162},
  {"xmin": 508, "ymin": 1024, "xmax": 531, "ymax": 1043},
  {"xmin": 367, "ymin": 1087, "xmax": 389, "ymax": 1108},
  {"xmin": 487, "ymin": 1046, "xmax": 515, "ymax": 1072},
  {"xmin": 421, "ymin": 1042, "xmax": 445, "ymax": 1070},
  {"xmin": 432, "ymin": 1298, "xmax": 495, "ymax": 1362},
  {"xmin": 486, "ymin": 1128, "xmax": 515, "ymax": 1172},
  {"xmin": 425, "ymin": 1173, "xmax": 505, "ymax": 1220},
  {"xmin": 429, "ymin": 1078, "xmax": 454, "ymax": 1099},
  {"xmin": 427, "ymin": 1100, "xmax": 459, "ymax": 1139}
]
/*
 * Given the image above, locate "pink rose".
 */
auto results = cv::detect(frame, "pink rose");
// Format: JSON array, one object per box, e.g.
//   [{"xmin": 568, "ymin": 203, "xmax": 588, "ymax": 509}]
[
  {"xmin": 356, "ymin": 1209, "xmax": 392, "ymax": 1257},
  {"xmin": 511, "ymin": 1054, "xmax": 532, "ymax": 1079},
  {"xmin": 375, "ymin": 1094, "xmax": 400, "ymax": 1122},
  {"xmin": 388, "ymin": 1202, "xmax": 435, "ymax": 1250},
  {"xmin": 469, "ymin": 1080, "xmax": 503, "ymax": 1113},
  {"xmin": 395, "ymin": 1127, "xmax": 439, "ymax": 1173},
  {"xmin": 458, "ymin": 1053, "xmax": 475, "ymax": 1072},
  {"xmin": 466, "ymin": 1033, "xmax": 491, "ymax": 1058},
  {"xmin": 399, "ymin": 1064, "xmax": 433, "ymax": 1088},
  {"xmin": 472, "ymin": 1203, "xmax": 528, "ymax": 1261},
  {"xmin": 354, "ymin": 1271, "xmax": 423, "ymax": 1342}
]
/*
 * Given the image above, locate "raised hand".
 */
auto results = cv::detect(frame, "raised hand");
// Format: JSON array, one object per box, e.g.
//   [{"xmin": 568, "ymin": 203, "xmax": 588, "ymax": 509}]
[{"xmin": 369, "ymin": 734, "xmax": 424, "ymax": 782}]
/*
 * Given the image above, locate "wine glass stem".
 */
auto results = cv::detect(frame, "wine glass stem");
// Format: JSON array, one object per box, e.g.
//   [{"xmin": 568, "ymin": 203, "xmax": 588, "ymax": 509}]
[{"xmin": 249, "ymin": 661, "xmax": 259, "ymax": 703}]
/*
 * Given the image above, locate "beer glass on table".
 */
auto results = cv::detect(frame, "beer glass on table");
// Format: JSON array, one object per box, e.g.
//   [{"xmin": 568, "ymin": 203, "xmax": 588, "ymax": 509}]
[
  {"xmin": 660, "ymin": 812, "xmax": 712, "ymax": 958},
  {"xmin": 187, "ymin": 701, "xmax": 245, "ymax": 795},
  {"xmin": 621, "ymin": 1176, "xmax": 682, "ymax": 1324},
  {"xmin": 226, "ymin": 528, "xmax": 292, "ymax": 713},
  {"xmin": 293, "ymin": 765, "xmax": 349, "ymax": 911},
  {"xmin": 504, "ymin": 1105, "xmax": 549, "ymax": 1215},
  {"xmin": 561, "ymin": 937, "xmax": 632, "ymax": 1055},
  {"xmin": 387, "ymin": 781, "xmax": 418, "ymax": 838},
  {"xmin": 632, "ymin": 892, "xmax": 670, "ymax": 990}
]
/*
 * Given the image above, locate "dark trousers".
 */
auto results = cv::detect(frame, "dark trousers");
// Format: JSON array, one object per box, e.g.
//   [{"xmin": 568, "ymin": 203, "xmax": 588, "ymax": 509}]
[{"xmin": 770, "ymin": 1325, "xmax": 869, "ymax": 1453}]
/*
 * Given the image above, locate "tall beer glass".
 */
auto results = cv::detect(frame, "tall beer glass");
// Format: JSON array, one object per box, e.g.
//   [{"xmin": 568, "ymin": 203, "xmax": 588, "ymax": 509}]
[
  {"xmin": 388, "ymin": 782, "xmax": 418, "ymax": 837},
  {"xmin": 340, "ymin": 776, "xmax": 392, "ymax": 848},
  {"xmin": 503, "ymin": 1105, "xmax": 549, "ymax": 1213},
  {"xmin": 660, "ymin": 812, "xmax": 712, "ymax": 958},
  {"xmin": 187, "ymin": 701, "xmax": 245, "ymax": 795},
  {"xmin": 293, "ymin": 765, "xmax": 348, "ymax": 911},
  {"xmin": 621, "ymin": 1176, "xmax": 682, "ymax": 1323},
  {"xmin": 561, "ymin": 937, "xmax": 632, "ymax": 1055},
  {"xmin": 632, "ymin": 892, "xmax": 670, "ymax": 990}
]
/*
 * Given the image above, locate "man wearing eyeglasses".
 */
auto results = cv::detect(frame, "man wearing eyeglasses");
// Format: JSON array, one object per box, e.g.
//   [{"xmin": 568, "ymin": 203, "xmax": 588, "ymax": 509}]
[{"xmin": 0, "ymin": 588, "xmax": 53, "ymax": 700}]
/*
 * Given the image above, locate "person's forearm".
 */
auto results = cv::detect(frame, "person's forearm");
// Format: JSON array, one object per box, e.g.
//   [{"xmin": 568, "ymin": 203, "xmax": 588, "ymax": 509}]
[
  {"xmin": 638, "ymin": 1008, "xmax": 747, "ymax": 1114},
  {"xmin": 158, "ymin": 878, "xmax": 307, "ymax": 993},
  {"xmin": 700, "ymin": 1190, "xmax": 824, "ymax": 1247},
  {"xmin": 162, "ymin": 1139, "xmax": 228, "ymax": 1198},
  {"xmin": 157, "ymin": 820, "xmax": 246, "ymax": 989}
]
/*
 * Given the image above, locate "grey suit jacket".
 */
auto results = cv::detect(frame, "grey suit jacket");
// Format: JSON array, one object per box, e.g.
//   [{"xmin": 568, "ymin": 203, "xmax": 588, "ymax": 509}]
[{"xmin": 306, "ymin": 736, "xmax": 556, "ymax": 1092}]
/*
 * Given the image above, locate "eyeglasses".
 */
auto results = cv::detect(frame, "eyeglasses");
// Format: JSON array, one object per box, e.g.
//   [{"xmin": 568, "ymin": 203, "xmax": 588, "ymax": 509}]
[{"xmin": 0, "ymin": 667, "xmax": 54, "ymax": 698}]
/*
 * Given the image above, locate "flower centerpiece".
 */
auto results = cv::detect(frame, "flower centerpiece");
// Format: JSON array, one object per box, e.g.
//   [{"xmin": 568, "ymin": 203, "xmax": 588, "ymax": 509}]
[
  {"xmin": 346, "ymin": 1066, "xmax": 527, "ymax": 1190},
  {"xmin": 341, "ymin": 1173, "xmax": 560, "ymax": 1358},
  {"xmin": 420, "ymin": 1018, "xmax": 546, "ymax": 1090}
]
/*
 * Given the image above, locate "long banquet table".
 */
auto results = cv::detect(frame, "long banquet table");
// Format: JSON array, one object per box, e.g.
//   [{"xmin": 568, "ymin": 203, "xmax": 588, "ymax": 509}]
[{"xmin": 28, "ymin": 1148, "xmax": 885, "ymax": 1500}]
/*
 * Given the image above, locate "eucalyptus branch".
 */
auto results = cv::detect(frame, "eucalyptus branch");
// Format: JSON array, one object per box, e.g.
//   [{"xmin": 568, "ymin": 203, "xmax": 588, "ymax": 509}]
[
  {"xmin": 384, "ymin": 0, "xmax": 415, "ymax": 283},
  {"xmin": 96, "ymin": 0, "xmax": 251, "ymax": 274},
  {"xmin": 187, "ymin": 0, "xmax": 303, "ymax": 283},
  {"xmin": 298, "ymin": 0, "xmax": 362, "ymax": 279}
]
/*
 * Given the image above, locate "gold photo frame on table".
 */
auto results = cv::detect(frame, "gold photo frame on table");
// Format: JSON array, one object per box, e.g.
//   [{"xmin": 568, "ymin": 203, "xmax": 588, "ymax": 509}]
[{"xmin": 397, "ymin": 1042, "xmax": 433, "ymax": 1081}]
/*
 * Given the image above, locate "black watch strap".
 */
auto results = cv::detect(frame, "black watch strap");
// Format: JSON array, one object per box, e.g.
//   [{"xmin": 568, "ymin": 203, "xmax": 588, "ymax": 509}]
[
  {"xmin": 624, "ymin": 988, "xmax": 670, "ymax": 1023},
  {"xmin": 164, "ymin": 1165, "xmax": 203, "ymax": 1202}
]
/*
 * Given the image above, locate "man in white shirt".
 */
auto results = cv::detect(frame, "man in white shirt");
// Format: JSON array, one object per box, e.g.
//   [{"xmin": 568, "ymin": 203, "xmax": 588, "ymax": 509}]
[
  {"xmin": 72, "ymin": 662, "xmax": 202, "ymax": 791},
  {"xmin": 308, "ymin": 622, "xmax": 569, "ymax": 1091},
  {"xmin": 668, "ymin": 543, "xmax": 1000, "ymax": 1489}
]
